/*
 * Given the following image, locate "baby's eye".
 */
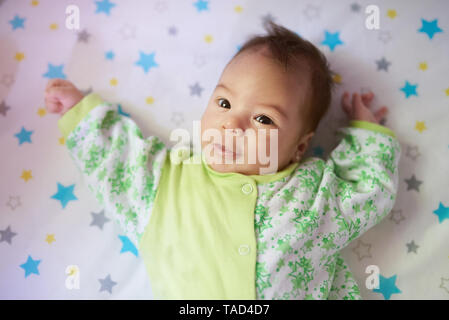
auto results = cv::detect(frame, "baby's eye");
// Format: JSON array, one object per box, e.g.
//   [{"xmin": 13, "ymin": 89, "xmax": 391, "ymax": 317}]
[
  {"xmin": 217, "ymin": 98, "xmax": 231, "ymax": 109},
  {"xmin": 255, "ymin": 115, "xmax": 274, "ymax": 126}
]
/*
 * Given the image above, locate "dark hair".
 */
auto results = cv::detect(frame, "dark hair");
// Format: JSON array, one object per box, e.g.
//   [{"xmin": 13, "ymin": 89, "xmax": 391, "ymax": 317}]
[{"xmin": 231, "ymin": 18, "xmax": 336, "ymax": 136}]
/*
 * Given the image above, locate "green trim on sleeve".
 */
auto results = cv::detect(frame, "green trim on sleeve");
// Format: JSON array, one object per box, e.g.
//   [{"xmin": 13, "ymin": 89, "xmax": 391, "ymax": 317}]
[
  {"xmin": 349, "ymin": 120, "xmax": 396, "ymax": 138},
  {"xmin": 57, "ymin": 93, "xmax": 105, "ymax": 140}
]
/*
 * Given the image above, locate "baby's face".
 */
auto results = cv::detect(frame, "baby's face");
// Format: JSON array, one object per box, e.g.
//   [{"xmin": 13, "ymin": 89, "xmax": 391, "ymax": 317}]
[{"xmin": 200, "ymin": 48, "xmax": 312, "ymax": 175}]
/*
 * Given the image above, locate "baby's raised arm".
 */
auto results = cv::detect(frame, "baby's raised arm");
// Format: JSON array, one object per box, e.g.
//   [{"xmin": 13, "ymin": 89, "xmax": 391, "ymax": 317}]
[{"xmin": 45, "ymin": 79, "xmax": 169, "ymax": 249}]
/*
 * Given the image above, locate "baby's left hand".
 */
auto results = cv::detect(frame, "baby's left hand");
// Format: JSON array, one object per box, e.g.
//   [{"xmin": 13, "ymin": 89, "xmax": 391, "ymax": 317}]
[{"xmin": 341, "ymin": 91, "xmax": 388, "ymax": 124}]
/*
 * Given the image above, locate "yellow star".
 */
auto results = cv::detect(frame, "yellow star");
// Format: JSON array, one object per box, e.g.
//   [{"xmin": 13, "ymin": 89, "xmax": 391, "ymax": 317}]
[
  {"xmin": 204, "ymin": 34, "xmax": 213, "ymax": 43},
  {"xmin": 20, "ymin": 170, "xmax": 33, "ymax": 182},
  {"xmin": 31, "ymin": 0, "xmax": 39, "ymax": 6},
  {"xmin": 37, "ymin": 107, "xmax": 47, "ymax": 117},
  {"xmin": 50, "ymin": 23, "xmax": 58, "ymax": 30},
  {"xmin": 146, "ymin": 96, "xmax": 155, "ymax": 105},
  {"xmin": 59, "ymin": 137, "xmax": 65, "ymax": 145},
  {"xmin": 445, "ymin": 87, "xmax": 449, "ymax": 96},
  {"xmin": 332, "ymin": 73, "xmax": 342, "ymax": 84},
  {"xmin": 110, "ymin": 78, "xmax": 118, "ymax": 86},
  {"xmin": 418, "ymin": 62, "xmax": 427, "ymax": 71},
  {"xmin": 234, "ymin": 5, "xmax": 243, "ymax": 13},
  {"xmin": 15, "ymin": 52, "xmax": 25, "ymax": 61},
  {"xmin": 415, "ymin": 121, "xmax": 426, "ymax": 133},
  {"xmin": 46, "ymin": 234, "xmax": 56, "ymax": 244},
  {"xmin": 387, "ymin": 9, "xmax": 397, "ymax": 19}
]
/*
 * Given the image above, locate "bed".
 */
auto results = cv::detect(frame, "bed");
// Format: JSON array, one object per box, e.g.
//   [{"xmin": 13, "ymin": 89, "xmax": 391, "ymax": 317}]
[{"xmin": 1, "ymin": 0, "xmax": 448, "ymax": 299}]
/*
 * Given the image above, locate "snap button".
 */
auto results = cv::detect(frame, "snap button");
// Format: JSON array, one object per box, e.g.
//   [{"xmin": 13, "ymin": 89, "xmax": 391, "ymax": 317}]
[
  {"xmin": 241, "ymin": 183, "xmax": 253, "ymax": 195},
  {"xmin": 238, "ymin": 244, "xmax": 250, "ymax": 256}
]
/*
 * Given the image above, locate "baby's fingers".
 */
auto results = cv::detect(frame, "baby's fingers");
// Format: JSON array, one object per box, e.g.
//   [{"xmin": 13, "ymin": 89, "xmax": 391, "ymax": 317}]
[
  {"xmin": 375, "ymin": 106, "xmax": 388, "ymax": 122},
  {"xmin": 45, "ymin": 78, "xmax": 72, "ymax": 92},
  {"xmin": 341, "ymin": 91, "xmax": 352, "ymax": 115},
  {"xmin": 361, "ymin": 91, "xmax": 374, "ymax": 108}
]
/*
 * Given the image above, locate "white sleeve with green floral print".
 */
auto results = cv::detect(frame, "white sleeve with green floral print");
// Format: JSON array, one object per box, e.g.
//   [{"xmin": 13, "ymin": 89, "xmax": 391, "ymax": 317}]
[
  {"xmin": 254, "ymin": 122, "xmax": 401, "ymax": 300},
  {"xmin": 63, "ymin": 101, "xmax": 168, "ymax": 248}
]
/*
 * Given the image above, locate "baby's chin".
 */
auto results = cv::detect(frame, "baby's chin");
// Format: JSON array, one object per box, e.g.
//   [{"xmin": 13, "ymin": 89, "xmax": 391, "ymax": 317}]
[{"xmin": 204, "ymin": 154, "xmax": 279, "ymax": 175}]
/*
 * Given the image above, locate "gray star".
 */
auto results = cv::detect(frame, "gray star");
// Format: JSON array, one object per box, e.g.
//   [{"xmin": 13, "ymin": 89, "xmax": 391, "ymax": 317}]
[
  {"xmin": 406, "ymin": 240, "xmax": 419, "ymax": 254},
  {"xmin": 154, "ymin": 1, "xmax": 167, "ymax": 12},
  {"xmin": 118, "ymin": 23, "xmax": 136, "ymax": 40},
  {"xmin": 77, "ymin": 29, "xmax": 90, "ymax": 43},
  {"xmin": 376, "ymin": 57, "xmax": 391, "ymax": 71},
  {"xmin": 406, "ymin": 145, "xmax": 421, "ymax": 161},
  {"xmin": 404, "ymin": 174, "xmax": 422, "ymax": 192},
  {"xmin": 303, "ymin": 4, "xmax": 320, "ymax": 20},
  {"xmin": 0, "ymin": 0, "xmax": 5, "ymax": 6},
  {"xmin": 193, "ymin": 55, "xmax": 206, "ymax": 68},
  {"xmin": 170, "ymin": 111, "xmax": 185, "ymax": 127},
  {"xmin": 261, "ymin": 13, "xmax": 277, "ymax": 26},
  {"xmin": 168, "ymin": 26, "xmax": 178, "ymax": 36},
  {"xmin": 378, "ymin": 30, "xmax": 392, "ymax": 44},
  {"xmin": 352, "ymin": 239, "xmax": 372, "ymax": 261},
  {"xmin": 6, "ymin": 195, "xmax": 21, "ymax": 210},
  {"xmin": 189, "ymin": 82, "xmax": 203, "ymax": 97},
  {"xmin": 90, "ymin": 210, "xmax": 110, "ymax": 230},
  {"xmin": 0, "ymin": 100, "xmax": 11, "ymax": 116},
  {"xmin": 0, "ymin": 226, "xmax": 17, "ymax": 244},
  {"xmin": 81, "ymin": 87, "xmax": 93, "ymax": 96},
  {"xmin": 389, "ymin": 209, "xmax": 405, "ymax": 224},
  {"xmin": 99, "ymin": 274, "xmax": 117, "ymax": 294},
  {"xmin": 1, "ymin": 74, "xmax": 15, "ymax": 88},
  {"xmin": 440, "ymin": 278, "xmax": 449, "ymax": 294},
  {"xmin": 350, "ymin": 3, "xmax": 361, "ymax": 12}
]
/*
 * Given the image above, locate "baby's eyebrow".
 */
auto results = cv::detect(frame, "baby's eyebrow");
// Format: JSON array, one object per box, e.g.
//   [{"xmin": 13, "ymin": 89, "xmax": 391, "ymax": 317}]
[{"xmin": 215, "ymin": 83, "xmax": 288, "ymax": 121}]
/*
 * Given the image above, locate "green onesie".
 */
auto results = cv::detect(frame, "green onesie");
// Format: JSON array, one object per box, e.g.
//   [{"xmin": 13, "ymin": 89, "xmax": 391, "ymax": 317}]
[{"xmin": 58, "ymin": 93, "xmax": 401, "ymax": 300}]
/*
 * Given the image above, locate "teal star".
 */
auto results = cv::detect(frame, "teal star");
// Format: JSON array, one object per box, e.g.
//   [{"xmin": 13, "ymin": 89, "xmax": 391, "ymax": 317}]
[
  {"xmin": 321, "ymin": 30, "xmax": 343, "ymax": 51},
  {"xmin": 135, "ymin": 51, "xmax": 159, "ymax": 73},
  {"xmin": 372, "ymin": 274, "xmax": 402, "ymax": 300},
  {"xmin": 14, "ymin": 126, "xmax": 33, "ymax": 145},
  {"xmin": 20, "ymin": 255, "xmax": 41, "ymax": 278},
  {"xmin": 400, "ymin": 81, "xmax": 418, "ymax": 98},
  {"xmin": 51, "ymin": 183, "xmax": 78, "ymax": 209},
  {"xmin": 95, "ymin": 0, "xmax": 116, "ymax": 16},
  {"xmin": 9, "ymin": 15, "xmax": 25, "ymax": 30},
  {"xmin": 118, "ymin": 235, "xmax": 138, "ymax": 257},
  {"xmin": 105, "ymin": 50, "xmax": 115, "ymax": 60},
  {"xmin": 42, "ymin": 63, "xmax": 67, "ymax": 79},
  {"xmin": 418, "ymin": 18, "xmax": 443, "ymax": 39},
  {"xmin": 117, "ymin": 104, "xmax": 130, "ymax": 117},
  {"xmin": 194, "ymin": 0, "xmax": 209, "ymax": 12},
  {"xmin": 433, "ymin": 202, "xmax": 449, "ymax": 223}
]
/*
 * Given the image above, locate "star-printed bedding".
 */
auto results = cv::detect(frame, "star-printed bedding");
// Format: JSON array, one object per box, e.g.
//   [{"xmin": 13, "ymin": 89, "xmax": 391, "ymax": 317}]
[{"xmin": 1, "ymin": 0, "xmax": 448, "ymax": 300}]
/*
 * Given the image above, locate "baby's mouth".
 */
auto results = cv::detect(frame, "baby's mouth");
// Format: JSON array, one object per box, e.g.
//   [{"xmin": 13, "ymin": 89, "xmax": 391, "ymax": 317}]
[{"xmin": 213, "ymin": 143, "xmax": 241, "ymax": 157}]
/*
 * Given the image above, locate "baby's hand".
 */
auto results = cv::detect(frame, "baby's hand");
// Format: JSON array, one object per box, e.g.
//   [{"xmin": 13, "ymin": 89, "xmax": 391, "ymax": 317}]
[
  {"xmin": 45, "ymin": 79, "xmax": 84, "ymax": 116},
  {"xmin": 341, "ymin": 91, "xmax": 388, "ymax": 124}
]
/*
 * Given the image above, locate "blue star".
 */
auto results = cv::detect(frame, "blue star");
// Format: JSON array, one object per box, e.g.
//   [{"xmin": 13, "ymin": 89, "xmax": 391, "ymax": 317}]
[
  {"xmin": 9, "ymin": 15, "xmax": 26, "ymax": 30},
  {"xmin": 42, "ymin": 63, "xmax": 67, "ymax": 79},
  {"xmin": 14, "ymin": 126, "xmax": 33, "ymax": 145},
  {"xmin": 51, "ymin": 183, "xmax": 78, "ymax": 209},
  {"xmin": 95, "ymin": 0, "xmax": 116, "ymax": 15},
  {"xmin": 312, "ymin": 146, "xmax": 324, "ymax": 157},
  {"xmin": 118, "ymin": 235, "xmax": 138, "ymax": 257},
  {"xmin": 135, "ymin": 51, "xmax": 159, "ymax": 73},
  {"xmin": 117, "ymin": 104, "xmax": 130, "ymax": 117},
  {"xmin": 20, "ymin": 255, "xmax": 41, "ymax": 278},
  {"xmin": 433, "ymin": 202, "xmax": 449, "ymax": 223},
  {"xmin": 105, "ymin": 50, "xmax": 115, "ymax": 60},
  {"xmin": 418, "ymin": 18, "xmax": 443, "ymax": 39},
  {"xmin": 400, "ymin": 81, "xmax": 418, "ymax": 98},
  {"xmin": 194, "ymin": 0, "xmax": 209, "ymax": 12},
  {"xmin": 372, "ymin": 274, "xmax": 402, "ymax": 300},
  {"xmin": 321, "ymin": 30, "xmax": 343, "ymax": 51}
]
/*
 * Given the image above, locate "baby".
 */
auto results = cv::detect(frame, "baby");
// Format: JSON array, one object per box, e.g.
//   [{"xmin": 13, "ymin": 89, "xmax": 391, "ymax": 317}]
[{"xmin": 45, "ymin": 20, "xmax": 400, "ymax": 300}]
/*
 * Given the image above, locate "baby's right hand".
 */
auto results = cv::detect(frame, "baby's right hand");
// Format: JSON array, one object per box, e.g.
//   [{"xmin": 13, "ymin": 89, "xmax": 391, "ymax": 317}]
[{"xmin": 45, "ymin": 79, "xmax": 84, "ymax": 116}]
